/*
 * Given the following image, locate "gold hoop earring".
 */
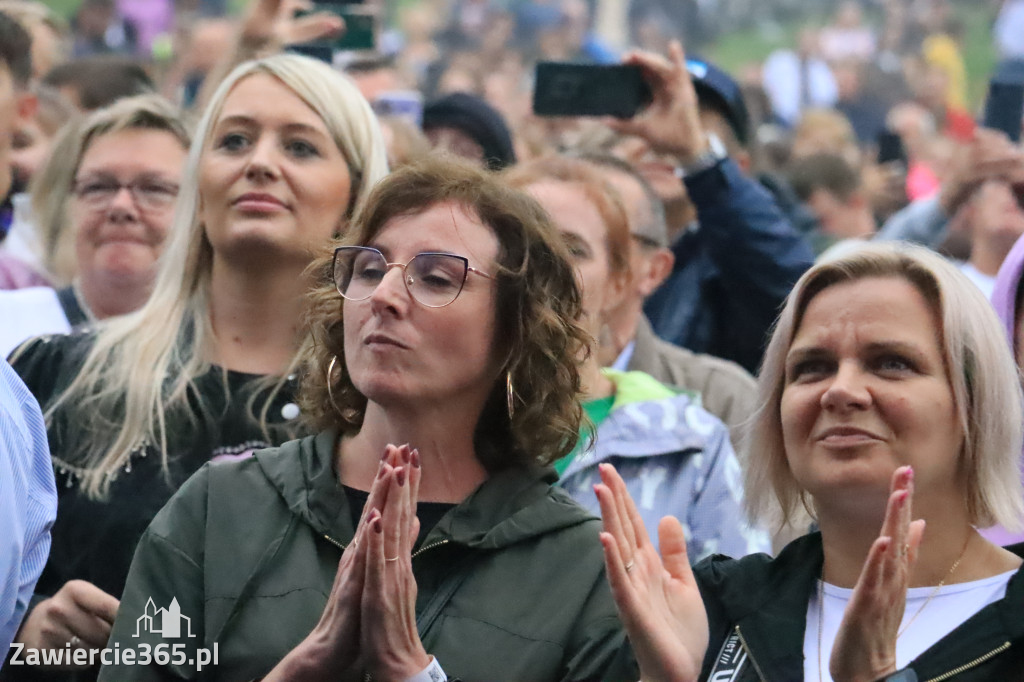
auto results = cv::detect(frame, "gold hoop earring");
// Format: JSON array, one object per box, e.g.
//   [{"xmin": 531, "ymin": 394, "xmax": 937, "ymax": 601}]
[
  {"xmin": 327, "ymin": 356, "xmax": 342, "ymax": 415},
  {"xmin": 506, "ymin": 371, "xmax": 516, "ymax": 420}
]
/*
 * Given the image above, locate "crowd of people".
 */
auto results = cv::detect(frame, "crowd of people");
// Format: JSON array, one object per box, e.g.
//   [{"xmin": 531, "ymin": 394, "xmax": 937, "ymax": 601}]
[{"xmin": 1, "ymin": 0, "xmax": 1023, "ymax": 680}]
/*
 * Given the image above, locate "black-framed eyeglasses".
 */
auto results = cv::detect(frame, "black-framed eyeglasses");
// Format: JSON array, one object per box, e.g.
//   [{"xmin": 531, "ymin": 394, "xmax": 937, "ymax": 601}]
[
  {"xmin": 73, "ymin": 177, "xmax": 180, "ymax": 212},
  {"xmin": 333, "ymin": 246, "xmax": 495, "ymax": 308}
]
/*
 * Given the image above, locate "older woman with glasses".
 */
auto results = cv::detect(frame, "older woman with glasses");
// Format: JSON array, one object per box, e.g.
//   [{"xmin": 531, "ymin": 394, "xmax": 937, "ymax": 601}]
[
  {"xmin": 4, "ymin": 53, "xmax": 388, "ymax": 680},
  {"xmin": 98, "ymin": 156, "xmax": 633, "ymax": 682},
  {"xmin": 0, "ymin": 94, "xmax": 189, "ymax": 358}
]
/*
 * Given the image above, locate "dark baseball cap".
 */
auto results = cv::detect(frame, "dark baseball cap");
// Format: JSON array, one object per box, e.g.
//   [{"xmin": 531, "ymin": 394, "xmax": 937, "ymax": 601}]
[{"xmin": 686, "ymin": 57, "xmax": 750, "ymax": 146}]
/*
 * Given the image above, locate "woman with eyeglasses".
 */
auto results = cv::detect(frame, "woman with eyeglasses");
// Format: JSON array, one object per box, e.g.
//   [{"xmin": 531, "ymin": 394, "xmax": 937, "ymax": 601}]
[
  {"xmin": 0, "ymin": 94, "xmax": 189, "ymax": 358},
  {"xmin": 98, "ymin": 156, "xmax": 633, "ymax": 682},
  {"xmin": 3, "ymin": 54, "xmax": 388, "ymax": 680}
]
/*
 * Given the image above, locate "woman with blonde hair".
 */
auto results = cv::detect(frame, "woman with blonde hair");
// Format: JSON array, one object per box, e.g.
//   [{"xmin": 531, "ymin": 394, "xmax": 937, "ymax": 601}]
[
  {"xmin": 598, "ymin": 242, "xmax": 1024, "ymax": 681},
  {"xmin": 99, "ymin": 155, "xmax": 630, "ymax": 681},
  {"xmin": 5, "ymin": 52, "xmax": 388, "ymax": 678},
  {"xmin": 0, "ymin": 94, "xmax": 189, "ymax": 357}
]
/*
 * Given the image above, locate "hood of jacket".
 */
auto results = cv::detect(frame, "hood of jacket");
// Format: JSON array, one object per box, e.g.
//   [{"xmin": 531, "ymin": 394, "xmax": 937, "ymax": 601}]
[{"xmin": 252, "ymin": 430, "xmax": 600, "ymax": 551}]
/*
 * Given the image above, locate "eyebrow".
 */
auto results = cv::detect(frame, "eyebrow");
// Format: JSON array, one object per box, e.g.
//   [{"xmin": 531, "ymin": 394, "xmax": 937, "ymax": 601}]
[
  {"xmin": 786, "ymin": 340, "xmax": 928, "ymax": 363},
  {"xmin": 365, "ymin": 244, "xmax": 463, "ymax": 260},
  {"xmin": 213, "ymin": 115, "xmax": 329, "ymax": 138}
]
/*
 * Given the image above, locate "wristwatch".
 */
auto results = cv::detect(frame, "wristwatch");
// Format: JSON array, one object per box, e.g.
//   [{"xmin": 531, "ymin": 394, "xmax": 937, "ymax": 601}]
[{"xmin": 674, "ymin": 132, "xmax": 728, "ymax": 179}]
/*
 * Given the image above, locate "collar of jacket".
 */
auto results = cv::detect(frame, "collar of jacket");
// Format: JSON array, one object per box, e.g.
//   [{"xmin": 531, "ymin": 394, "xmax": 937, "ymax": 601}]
[
  {"xmin": 696, "ymin": 532, "xmax": 1024, "ymax": 680},
  {"xmin": 252, "ymin": 430, "xmax": 598, "ymax": 551}
]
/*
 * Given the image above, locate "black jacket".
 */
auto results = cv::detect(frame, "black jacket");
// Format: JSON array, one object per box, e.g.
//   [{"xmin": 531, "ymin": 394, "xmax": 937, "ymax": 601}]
[{"xmin": 694, "ymin": 532, "xmax": 1024, "ymax": 681}]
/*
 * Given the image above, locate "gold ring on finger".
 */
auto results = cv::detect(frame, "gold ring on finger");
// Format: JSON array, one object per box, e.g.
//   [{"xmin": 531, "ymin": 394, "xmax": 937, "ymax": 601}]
[{"xmin": 385, "ymin": 555, "xmax": 400, "ymax": 562}]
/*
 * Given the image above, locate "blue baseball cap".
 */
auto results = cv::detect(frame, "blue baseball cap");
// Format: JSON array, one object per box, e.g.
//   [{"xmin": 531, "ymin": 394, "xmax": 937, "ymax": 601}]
[{"xmin": 686, "ymin": 57, "xmax": 750, "ymax": 146}]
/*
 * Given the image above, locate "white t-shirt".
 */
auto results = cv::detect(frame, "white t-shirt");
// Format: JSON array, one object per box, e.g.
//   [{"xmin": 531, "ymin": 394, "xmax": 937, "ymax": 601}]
[
  {"xmin": 803, "ymin": 569, "xmax": 1016, "ymax": 682},
  {"xmin": 0, "ymin": 287, "xmax": 70, "ymax": 359}
]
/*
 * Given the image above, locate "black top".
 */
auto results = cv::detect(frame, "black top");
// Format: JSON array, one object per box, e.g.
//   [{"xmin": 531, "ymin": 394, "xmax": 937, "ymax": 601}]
[
  {"xmin": 343, "ymin": 485, "xmax": 457, "ymax": 550},
  {"xmin": 2, "ymin": 332, "xmax": 305, "ymax": 682}
]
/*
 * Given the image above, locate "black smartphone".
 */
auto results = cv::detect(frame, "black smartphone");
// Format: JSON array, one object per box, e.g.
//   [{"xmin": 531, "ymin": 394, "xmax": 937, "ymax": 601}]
[
  {"xmin": 294, "ymin": 5, "xmax": 377, "ymax": 52},
  {"xmin": 983, "ymin": 80, "xmax": 1024, "ymax": 143},
  {"xmin": 876, "ymin": 130, "xmax": 907, "ymax": 166},
  {"xmin": 532, "ymin": 62, "xmax": 652, "ymax": 118}
]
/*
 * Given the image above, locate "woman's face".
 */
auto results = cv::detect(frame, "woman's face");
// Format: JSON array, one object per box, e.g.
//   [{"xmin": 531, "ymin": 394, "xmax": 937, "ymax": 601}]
[
  {"xmin": 71, "ymin": 128, "xmax": 186, "ymax": 283},
  {"xmin": 343, "ymin": 202, "xmax": 501, "ymax": 411},
  {"xmin": 525, "ymin": 180, "xmax": 624, "ymax": 335},
  {"xmin": 198, "ymin": 73, "xmax": 352, "ymax": 267},
  {"xmin": 779, "ymin": 276, "xmax": 964, "ymax": 513}
]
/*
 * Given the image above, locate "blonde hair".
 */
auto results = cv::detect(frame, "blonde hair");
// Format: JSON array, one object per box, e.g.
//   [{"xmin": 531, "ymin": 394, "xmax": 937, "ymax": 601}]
[
  {"xmin": 29, "ymin": 93, "xmax": 190, "ymax": 285},
  {"xmin": 745, "ymin": 242, "xmax": 1024, "ymax": 532},
  {"xmin": 27, "ymin": 54, "xmax": 389, "ymax": 498}
]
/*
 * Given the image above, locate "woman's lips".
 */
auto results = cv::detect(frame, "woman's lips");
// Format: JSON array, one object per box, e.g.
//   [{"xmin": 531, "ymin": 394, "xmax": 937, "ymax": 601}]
[{"xmin": 232, "ymin": 193, "xmax": 287, "ymax": 212}]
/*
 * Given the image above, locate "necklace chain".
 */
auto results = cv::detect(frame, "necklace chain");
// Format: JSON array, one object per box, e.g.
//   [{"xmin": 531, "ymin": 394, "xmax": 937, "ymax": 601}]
[{"xmin": 816, "ymin": 533, "xmax": 972, "ymax": 681}]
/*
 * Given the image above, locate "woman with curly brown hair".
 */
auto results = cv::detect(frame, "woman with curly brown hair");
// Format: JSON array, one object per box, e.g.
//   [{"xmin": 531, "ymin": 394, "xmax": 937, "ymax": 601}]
[{"xmin": 98, "ymin": 155, "xmax": 634, "ymax": 682}]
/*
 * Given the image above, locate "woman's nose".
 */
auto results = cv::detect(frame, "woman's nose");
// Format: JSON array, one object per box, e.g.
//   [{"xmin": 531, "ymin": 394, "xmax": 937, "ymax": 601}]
[
  {"xmin": 369, "ymin": 265, "xmax": 411, "ymax": 313},
  {"xmin": 820, "ymin": 362, "xmax": 871, "ymax": 411},
  {"xmin": 105, "ymin": 186, "xmax": 140, "ymax": 222},
  {"xmin": 244, "ymin": 138, "xmax": 279, "ymax": 182}
]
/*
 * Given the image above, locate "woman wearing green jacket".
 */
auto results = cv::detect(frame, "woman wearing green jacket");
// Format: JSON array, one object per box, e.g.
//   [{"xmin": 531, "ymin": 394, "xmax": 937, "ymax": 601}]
[{"xmin": 99, "ymin": 157, "xmax": 633, "ymax": 681}]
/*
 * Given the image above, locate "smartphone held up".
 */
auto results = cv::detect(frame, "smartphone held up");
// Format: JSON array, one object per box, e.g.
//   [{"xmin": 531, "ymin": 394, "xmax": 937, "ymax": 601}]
[{"xmin": 532, "ymin": 62, "xmax": 652, "ymax": 119}]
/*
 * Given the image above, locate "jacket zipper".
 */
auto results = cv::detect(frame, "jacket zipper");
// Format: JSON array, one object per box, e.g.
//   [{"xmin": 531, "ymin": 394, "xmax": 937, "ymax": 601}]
[
  {"xmin": 923, "ymin": 641, "xmax": 1011, "ymax": 682},
  {"xmin": 323, "ymin": 534, "xmax": 345, "ymax": 550},
  {"xmin": 734, "ymin": 625, "xmax": 769, "ymax": 682}
]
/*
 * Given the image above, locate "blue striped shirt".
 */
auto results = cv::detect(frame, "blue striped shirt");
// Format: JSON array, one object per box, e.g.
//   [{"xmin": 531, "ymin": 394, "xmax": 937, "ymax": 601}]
[{"xmin": 0, "ymin": 359, "xmax": 56, "ymax": 656}]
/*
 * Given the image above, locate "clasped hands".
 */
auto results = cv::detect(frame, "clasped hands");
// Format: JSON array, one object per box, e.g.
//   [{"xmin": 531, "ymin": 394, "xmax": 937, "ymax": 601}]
[
  {"xmin": 279, "ymin": 444, "xmax": 431, "ymax": 682},
  {"xmin": 596, "ymin": 464, "xmax": 924, "ymax": 682}
]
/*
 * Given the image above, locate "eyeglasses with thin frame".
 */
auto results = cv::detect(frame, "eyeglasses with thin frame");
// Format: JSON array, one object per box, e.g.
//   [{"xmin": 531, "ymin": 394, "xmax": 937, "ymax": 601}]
[
  {"xmin": 333, "ymin": 246, "xmax": 495, "ymax": 308},
  {"xmin": 73, "ymin": 176, "xmax": 180, "ymax": 212}
]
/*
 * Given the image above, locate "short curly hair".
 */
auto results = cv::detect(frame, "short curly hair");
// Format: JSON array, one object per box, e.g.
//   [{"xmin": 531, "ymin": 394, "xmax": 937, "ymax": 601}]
[{"xmin": 300, "ymin": 155, "xmax": 590, "ymax": 471}]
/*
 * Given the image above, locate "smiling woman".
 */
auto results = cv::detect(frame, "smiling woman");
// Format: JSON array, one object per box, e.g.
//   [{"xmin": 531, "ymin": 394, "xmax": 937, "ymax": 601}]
[
  {"xmin": 2, "ymin": 53, "xmax": 388, "ymax": 681},
  {"xmin": 595, "ymin": 242, "xmax": 1024, "ymax": 682}
]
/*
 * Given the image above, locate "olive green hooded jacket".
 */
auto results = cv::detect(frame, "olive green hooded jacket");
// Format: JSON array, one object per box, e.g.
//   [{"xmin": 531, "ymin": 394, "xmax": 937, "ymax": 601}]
[{"xmin": 98, "ymin": 431, "xmax": 634, "ymax": 681}]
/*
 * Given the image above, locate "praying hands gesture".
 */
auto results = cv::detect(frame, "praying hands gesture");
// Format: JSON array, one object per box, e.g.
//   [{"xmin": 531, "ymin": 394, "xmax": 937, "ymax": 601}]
[{"xmin": 265, "ymin": 444, "xmax": 431, "ymax": 681}]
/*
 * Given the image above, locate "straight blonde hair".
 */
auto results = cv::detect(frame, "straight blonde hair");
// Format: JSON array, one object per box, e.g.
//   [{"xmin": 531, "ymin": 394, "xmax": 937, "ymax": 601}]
[
  {"xmin": 27, "ymin": 54, "xmax": 389, "ymax": 498},
  {"xmin": 745, "ymin": 242, "xmax": 1024, "ymax": 533}
]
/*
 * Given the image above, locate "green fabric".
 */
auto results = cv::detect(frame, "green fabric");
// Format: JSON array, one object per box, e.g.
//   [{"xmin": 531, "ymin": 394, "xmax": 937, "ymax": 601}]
[
  {"xmin": 100, "ymin": 431, "xmax": 636, "ymax": 682},
  {"xmin": 554, "ymin": 370, "xmax": 698, "ymax": 477},
  {"xmin": 554, "ymin": 395, "xmax": 615, "ymax": 476}
]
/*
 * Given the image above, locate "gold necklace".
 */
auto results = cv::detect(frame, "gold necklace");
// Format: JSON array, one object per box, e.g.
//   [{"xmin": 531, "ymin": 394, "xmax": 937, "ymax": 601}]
[{"xmin": 816, "ymin": 533, "xmax": 972, "ymax": 681}]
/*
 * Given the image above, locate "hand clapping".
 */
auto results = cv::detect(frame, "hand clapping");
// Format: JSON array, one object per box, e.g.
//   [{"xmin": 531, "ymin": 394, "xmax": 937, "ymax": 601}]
[{"xmin": 595, "ymin": 463, "xmax": 708, "ymax": 682}]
